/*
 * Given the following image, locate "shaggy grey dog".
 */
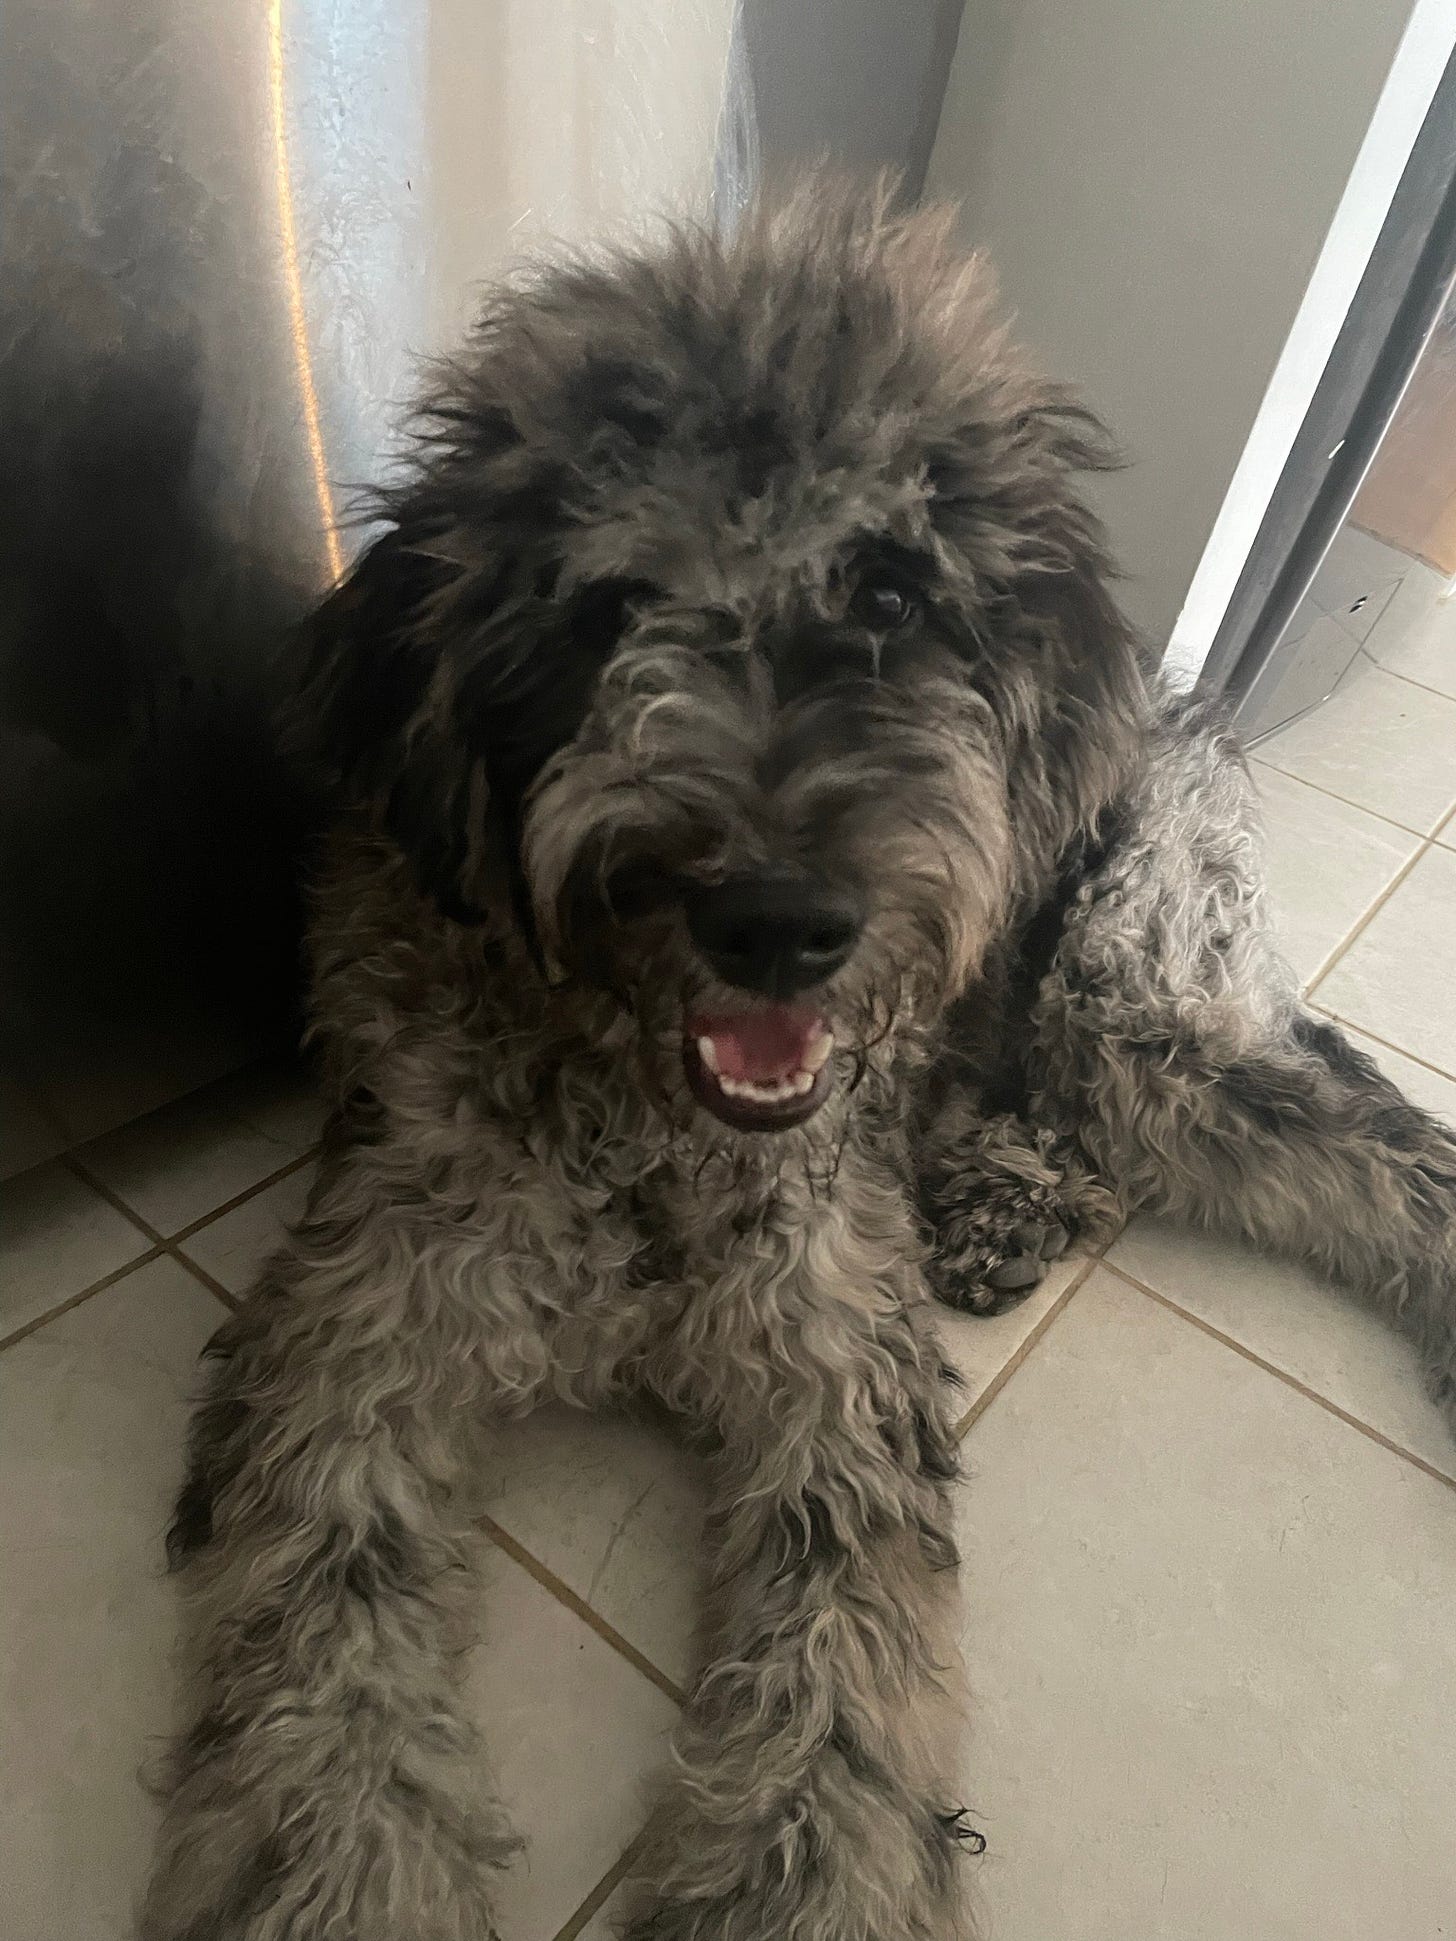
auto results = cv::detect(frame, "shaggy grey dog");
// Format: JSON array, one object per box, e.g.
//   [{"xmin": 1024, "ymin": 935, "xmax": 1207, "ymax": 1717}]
[{"xmin": 143, "ymin": 183, "xmax": 1456, "ymax": 1941}]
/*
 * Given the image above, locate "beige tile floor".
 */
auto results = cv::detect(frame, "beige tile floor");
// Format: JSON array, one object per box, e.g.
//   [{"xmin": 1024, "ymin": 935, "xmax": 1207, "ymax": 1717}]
[{"xmin": 5, "ymin": 619, "xmax": 1456, "ymax": 1940}]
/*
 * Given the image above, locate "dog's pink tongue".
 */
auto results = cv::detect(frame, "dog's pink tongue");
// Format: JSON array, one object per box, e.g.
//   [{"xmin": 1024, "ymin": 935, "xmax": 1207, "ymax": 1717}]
[{"xmin": 694, "ymin": 1007, "xmax": 817, "ymax": 1083}]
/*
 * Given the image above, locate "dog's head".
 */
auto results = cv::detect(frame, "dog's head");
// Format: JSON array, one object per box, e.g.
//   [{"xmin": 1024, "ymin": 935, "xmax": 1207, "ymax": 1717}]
[{"xmin": 299, "ymin": 181, "xmax": 1146, "ymax": 1138}]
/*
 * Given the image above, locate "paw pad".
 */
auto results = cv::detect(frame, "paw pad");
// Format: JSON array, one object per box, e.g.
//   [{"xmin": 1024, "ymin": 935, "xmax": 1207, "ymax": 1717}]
[{"xmin": 984, "ymin": 1219, "xmax": 1070, "ymax": 1294}]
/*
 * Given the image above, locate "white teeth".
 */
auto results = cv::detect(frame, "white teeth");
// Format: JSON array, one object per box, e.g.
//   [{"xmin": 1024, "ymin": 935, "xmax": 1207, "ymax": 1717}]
[
  {"xmin": 696, "ymin": 1027, "xmax": 837, "ymax": 1112},
  {"xmin": 709, "ymin": 1067, "xmax": 822, "ymax": 1107},
  {"xmin": 802, "ymin": 1029, "xmax": 835, "ymax": 1074},
  {"xmin": 742, "ymin": 1078, "xmax": 792, "ymax": 1104}
]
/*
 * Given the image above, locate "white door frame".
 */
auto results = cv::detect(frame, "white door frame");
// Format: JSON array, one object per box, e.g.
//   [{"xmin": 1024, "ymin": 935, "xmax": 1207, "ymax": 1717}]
[{"xmin": 1167, "ymin": 0, "xmax": 1456, "ymax": 686}]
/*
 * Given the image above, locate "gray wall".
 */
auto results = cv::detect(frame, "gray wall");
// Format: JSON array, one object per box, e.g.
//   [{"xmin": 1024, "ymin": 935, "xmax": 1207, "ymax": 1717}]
[
  {"xmin": 927, "ymin": 0, "xmax": 1417, "ymax": 648},
  {"xmin": 735, "ymin": 0, "xmax": 965, "ymax": 197}
]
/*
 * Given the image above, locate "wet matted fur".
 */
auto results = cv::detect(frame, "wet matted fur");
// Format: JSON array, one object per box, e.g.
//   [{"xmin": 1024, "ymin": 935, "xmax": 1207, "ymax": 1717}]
[{"xmin": 143, "ymin": 182, "xmax": 1456, "ymax": 1941}]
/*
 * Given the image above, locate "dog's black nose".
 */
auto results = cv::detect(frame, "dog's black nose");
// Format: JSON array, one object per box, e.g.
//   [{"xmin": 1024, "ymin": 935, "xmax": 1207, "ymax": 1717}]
[{"xmin": 686, "ymin": 872, "xmax": 864, "ymax": 995}]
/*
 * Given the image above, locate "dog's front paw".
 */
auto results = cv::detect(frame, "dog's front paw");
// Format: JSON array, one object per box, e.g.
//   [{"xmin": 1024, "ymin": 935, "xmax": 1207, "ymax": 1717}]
[
  {"xmin": 926, "ymin": 1186, "xmax": 1075, "ymax": 1315},
  {"xmin": 918, "ymin": 1118, "xmax": 1123, "ymax": 1316}
]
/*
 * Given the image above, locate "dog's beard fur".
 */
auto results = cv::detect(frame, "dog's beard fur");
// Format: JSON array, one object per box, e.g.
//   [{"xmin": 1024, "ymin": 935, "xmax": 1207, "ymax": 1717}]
[{"xmin": 292, "ymin": 177, "xmax": 1148, "ymax": 1165}]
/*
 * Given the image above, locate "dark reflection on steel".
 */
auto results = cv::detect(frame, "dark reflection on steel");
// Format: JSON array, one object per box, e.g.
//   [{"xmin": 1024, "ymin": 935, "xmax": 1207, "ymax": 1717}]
[{"xmin": 0, "ymin": 0, "xmax": 427, "ymax": 1169}]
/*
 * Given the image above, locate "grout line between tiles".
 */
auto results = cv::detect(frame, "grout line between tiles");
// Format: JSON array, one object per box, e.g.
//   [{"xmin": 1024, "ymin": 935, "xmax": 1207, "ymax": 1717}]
[
  {"xmin": 1361, "ymin": 658, "xmax": 1456, "ymax": 710},
  {"xmin": 551, "ymin": 1829, "xmax": 646, "ymax": 1941},
  {"xmin": 1303, "ymin": 833, "xmax": 1434, "ymax": 997},
  {"xmin": 0, "ymin": 1245, "xmax": 165, "ymax": 1351},
  {"xmin": 1355, "ymin": 642, "xmax": 1451, "ymax": 697},
  {"xmin": 0, "ymin": 1124, "xmax": 311, "ymax": 1345},
  {"xmin": 62, "ymin": 1151, "xmax": 166, "ymax": 1246},
  {"xmin": 953, "ymin": 1253, "xmax": 1101, "ymax": 1439},
  {"xmin": 1309, "ymin": 1004, "xmax": 1456, "ymax": 1087},
  {"xmin": 1101, "ymin": 1260, "xmax": 1456, "ymax": 1494},
  {"xmin": 63, "ymin": 1142, "xmax": 321, "ymax": 1250},
  {"xmin": 63, "ymin": 1146, "xmax": 324, "ymax": 1317},
  {"xmin": 167, "ymin": 1146, "xmax": 321, "ymax": 1244},
  {"xmin": 478, "ymin": 1512, "xmax": 687, "ymax": 1707},
  {"xmin": 1249, "ymin": 756, "xmax": 1435, "ymax": 847},
  {"xmin": 170, "ymin": 1252, "xmax": 241, "ymax": 1312}
]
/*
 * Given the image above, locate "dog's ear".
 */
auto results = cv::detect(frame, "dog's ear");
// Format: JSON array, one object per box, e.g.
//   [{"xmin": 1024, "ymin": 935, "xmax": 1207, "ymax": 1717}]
[
  {"xmin": 292, "ymin": 506, "xmax": 634, "ymax": 935},
  {"xmin": 1013, "ymin": 394, "xmax": 1123, "ymax": 480},
  {"xmin": 292, "ymin": 529, "xmax": 494, "ymax": 923},
  {"xmin": 928, "ymin": 381, "xmax": 1146, "ymax": 842},
  {"xmin": 989, "ymin": 391, "xmax": 1138, "ymax": 655},
  {"xmin": 1000, "ymin": 393, "xmax": 1150, "ymax": 825}
]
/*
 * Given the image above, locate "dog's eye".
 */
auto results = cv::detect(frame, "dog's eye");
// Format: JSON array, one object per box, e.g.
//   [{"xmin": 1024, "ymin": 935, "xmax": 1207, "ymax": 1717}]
[{"xmin": 850, "ymin": 582, "xmax": 918, "ymax": 630}]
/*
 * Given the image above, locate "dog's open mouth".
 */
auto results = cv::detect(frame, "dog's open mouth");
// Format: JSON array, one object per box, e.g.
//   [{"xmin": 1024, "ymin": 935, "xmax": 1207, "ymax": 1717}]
[{"xmin": 683, "ymin": 1006, "xmax": 835, "ymax": 1131}]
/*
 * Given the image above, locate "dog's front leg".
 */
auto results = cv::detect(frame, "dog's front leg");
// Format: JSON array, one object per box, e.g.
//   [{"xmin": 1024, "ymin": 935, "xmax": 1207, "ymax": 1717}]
[
  {"xmin": 141, "ymin": 1153, "xmax": 540, "ymax": 1941},
  {"xmin": 630, "ymin": 1291, "xmax": 976, "ymax": 1941}
]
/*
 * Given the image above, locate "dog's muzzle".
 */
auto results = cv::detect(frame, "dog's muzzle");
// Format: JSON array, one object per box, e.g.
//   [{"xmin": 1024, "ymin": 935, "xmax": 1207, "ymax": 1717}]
[{"xmin": 682, "ymin": 868, "xmax": 859, "ymax": 1131}]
